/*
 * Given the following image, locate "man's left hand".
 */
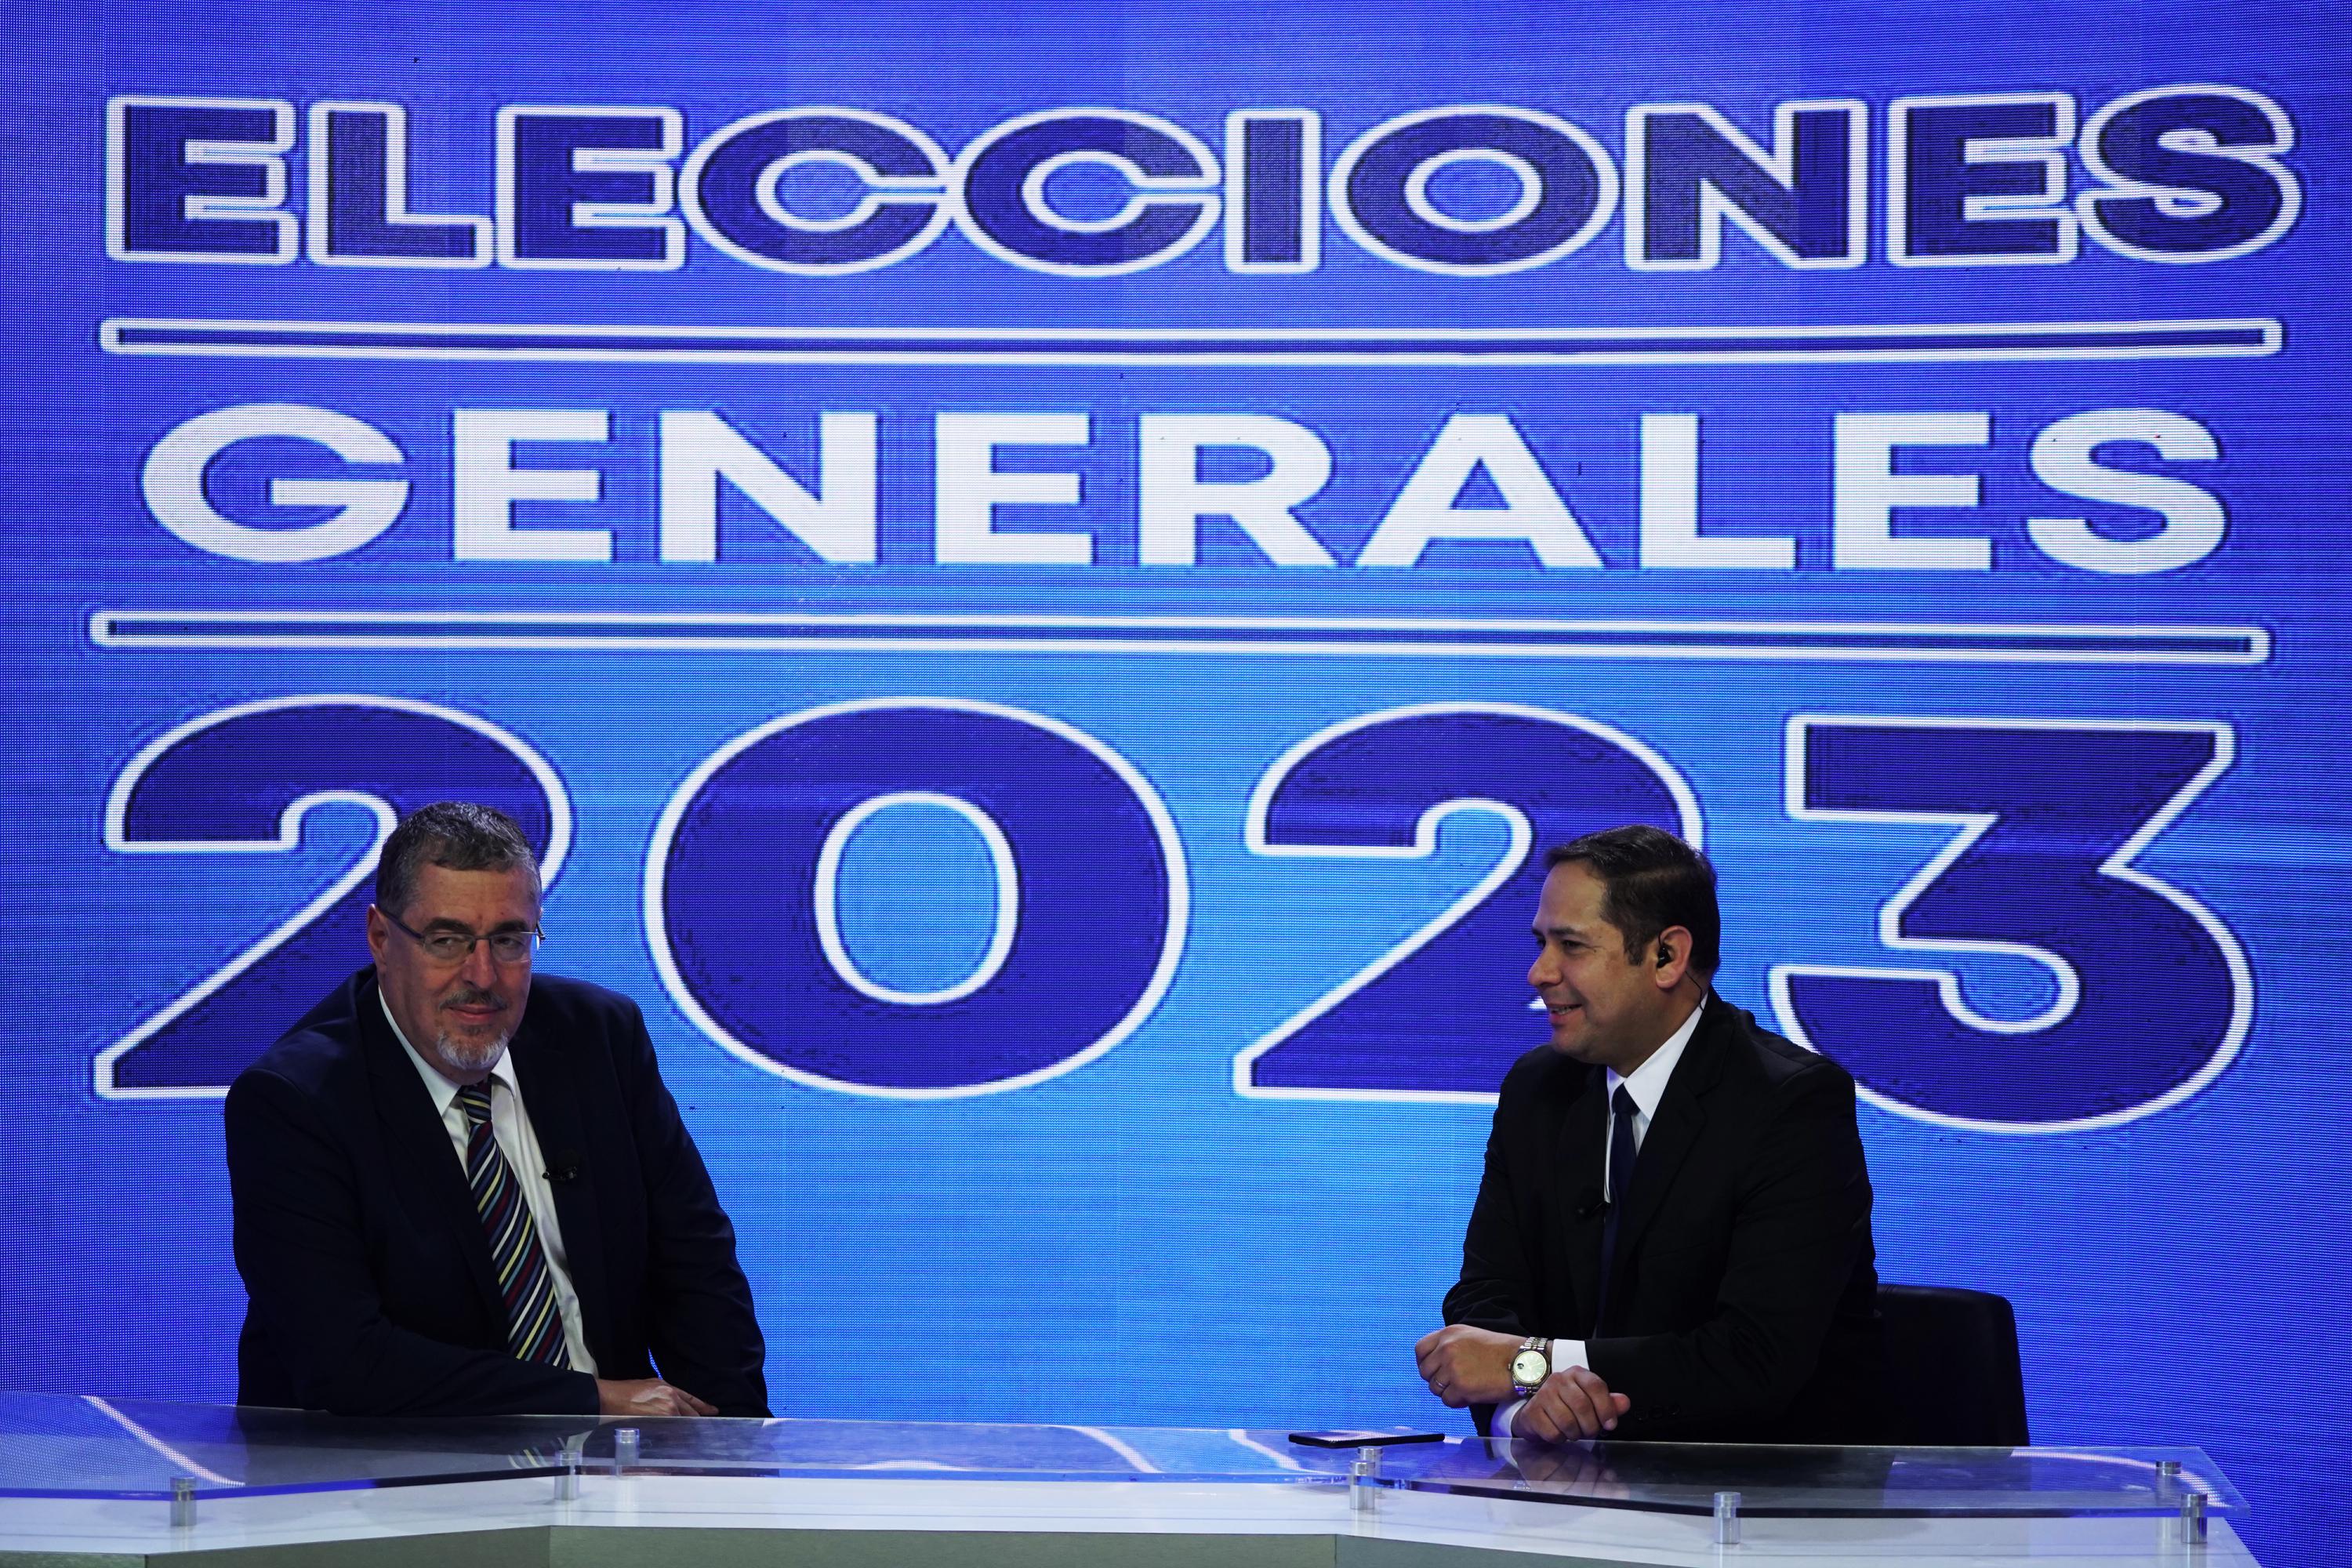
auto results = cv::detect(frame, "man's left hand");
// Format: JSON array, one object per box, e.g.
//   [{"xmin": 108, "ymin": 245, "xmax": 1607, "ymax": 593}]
[
  {"xmin": 1413, "ymin": 1324, "xmax": 1522, "ymax": 1406},
  {"xmin": 1512, "ymin": 1367, "xmax": 1628, "ymax": 1443},
  {"xmin": 597, "ymin": 1377, "xmax": 717, "ymax": 1418}
]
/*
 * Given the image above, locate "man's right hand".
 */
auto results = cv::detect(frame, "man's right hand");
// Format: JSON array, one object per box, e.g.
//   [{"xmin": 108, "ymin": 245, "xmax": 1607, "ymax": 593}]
[
  {"xmin": 1513, "ymin": 1367, "xmax": 1630, "ymax": 1443},
  {"xmin": 1413, "ymin": 1323, "xmax": 1523, "ymax": 1406},
  {"xmin": 596, "ymin": 1377, "xmax": 718, "ymax": 1417}
]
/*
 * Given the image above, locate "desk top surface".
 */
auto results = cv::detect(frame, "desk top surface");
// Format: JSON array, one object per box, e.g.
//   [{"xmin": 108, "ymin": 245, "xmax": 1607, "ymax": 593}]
[{"xmin": 0, "ymin": 1389, "xmax": 2239, "ymax": 1521}]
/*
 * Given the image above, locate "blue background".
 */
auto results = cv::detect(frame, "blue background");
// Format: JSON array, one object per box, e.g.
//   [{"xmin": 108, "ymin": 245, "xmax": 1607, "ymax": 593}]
[{"xmin": 3, "ymin": 3, "xmax": 2347, "ymax": 1563}]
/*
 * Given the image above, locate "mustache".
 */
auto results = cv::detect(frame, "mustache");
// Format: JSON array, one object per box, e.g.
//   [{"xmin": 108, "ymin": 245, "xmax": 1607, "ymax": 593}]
[{"xmin": 443, "ymin": 986, "xmax": 507, "ymax": 1009}]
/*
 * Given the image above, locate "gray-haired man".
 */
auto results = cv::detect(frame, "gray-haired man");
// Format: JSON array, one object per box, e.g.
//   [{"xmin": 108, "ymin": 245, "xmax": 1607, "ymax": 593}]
[{"xmin": 226, "ymin": 802, "xmax": 768, "ymax": 1418}]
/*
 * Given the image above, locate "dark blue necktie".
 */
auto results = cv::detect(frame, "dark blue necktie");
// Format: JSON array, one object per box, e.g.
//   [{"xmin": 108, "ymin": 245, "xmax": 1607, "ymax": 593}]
[{"xmin": 1595, "ymin": 1084, "xmax": 1639, "ymax": 1333}]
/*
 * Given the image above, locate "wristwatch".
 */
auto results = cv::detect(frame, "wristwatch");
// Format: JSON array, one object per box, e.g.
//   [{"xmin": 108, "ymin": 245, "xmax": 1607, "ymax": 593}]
[{"xmin": 1509, "ymin": 1336, "xmax": 1552, "ymax": 1397}]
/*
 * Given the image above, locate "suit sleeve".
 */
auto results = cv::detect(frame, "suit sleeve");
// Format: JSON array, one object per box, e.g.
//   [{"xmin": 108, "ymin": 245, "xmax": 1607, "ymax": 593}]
[
  {"xmin": 1584, "ymin": 1065, "xmax": 1872, "ymax": 1437},
  {"xmin": 1441, "ymin": 1095, "xmax": 1537, "ymax": 1436},
  {"xmin": 225, "ymin": 1069, "xmax": 597, "ymax": 1417},
  {"xmin": 612, "ymin": 1000, "xmax": 771, "ymax": 1418}
]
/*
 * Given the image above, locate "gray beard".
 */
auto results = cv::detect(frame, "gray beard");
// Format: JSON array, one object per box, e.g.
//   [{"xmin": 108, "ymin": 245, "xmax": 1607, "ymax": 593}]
[{"xmin": 437, "ymin": 1029, "xmax": 512, "ymax": 1075}]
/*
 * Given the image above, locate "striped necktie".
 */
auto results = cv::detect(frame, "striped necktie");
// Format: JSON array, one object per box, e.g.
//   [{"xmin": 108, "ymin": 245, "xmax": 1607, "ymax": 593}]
[{"xmin": 455, "ymin": 1081, "xmax": 570, "ymax": 1368}]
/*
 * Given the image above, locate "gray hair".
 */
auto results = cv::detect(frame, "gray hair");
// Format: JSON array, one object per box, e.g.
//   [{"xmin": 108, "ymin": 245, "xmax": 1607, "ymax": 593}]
[{"xmin": 375, "ymin": 802, "xmax": 539, "ymax": 919}]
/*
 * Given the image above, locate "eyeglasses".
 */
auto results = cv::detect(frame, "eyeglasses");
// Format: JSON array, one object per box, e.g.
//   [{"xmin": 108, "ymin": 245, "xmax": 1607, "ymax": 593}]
[{"xmin": 377, "ymin": 908, "xmax": 542, "ymax": 965}]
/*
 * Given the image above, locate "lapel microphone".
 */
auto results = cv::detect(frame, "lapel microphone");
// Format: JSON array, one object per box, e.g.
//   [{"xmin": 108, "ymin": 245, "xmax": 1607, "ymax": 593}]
[{"xmin": 543, "ymin": 1160, "xmax": 580, "ymax": 1185}]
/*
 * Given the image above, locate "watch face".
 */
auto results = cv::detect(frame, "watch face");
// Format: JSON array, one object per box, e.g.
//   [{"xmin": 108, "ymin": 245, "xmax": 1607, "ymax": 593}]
[{"xmin": 1512, "ymin": 1349, "xmax": 1548, "ymax": 1386}]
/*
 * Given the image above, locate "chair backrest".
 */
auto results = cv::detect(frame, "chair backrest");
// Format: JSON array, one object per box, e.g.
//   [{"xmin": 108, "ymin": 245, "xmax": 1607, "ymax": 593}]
[{"xmin": 1877, "ymin": 1283, "xmax": 2030, "ymax": 1446}]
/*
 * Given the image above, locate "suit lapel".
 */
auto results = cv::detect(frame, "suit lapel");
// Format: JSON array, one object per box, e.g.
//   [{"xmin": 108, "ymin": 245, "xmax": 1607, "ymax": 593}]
[
  {"xmin": 508, "ymin": 1016, "xmax": 610, "ymax": 1356},
  {"xmin": 1552, "ymin": 1064, "xmax": 1610, "ymax": 1337},
  {"xmin": 355, "ymin": 976, "xmax": 506, "ymax": 1327},
  {"xmin": 1608, "ymin": 997, "xmax": 1728, "ymax": 1269}
]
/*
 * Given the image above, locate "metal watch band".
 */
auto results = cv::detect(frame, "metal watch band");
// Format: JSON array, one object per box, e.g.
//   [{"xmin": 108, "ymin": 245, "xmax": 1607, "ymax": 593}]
[{"xmin": 1511, "ymin": 1335, "xmax": 1552, "ymax": 1396}]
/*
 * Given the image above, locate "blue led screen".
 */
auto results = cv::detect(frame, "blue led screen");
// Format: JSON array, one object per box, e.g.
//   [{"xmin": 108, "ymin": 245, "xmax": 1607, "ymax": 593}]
[{"xmin": 2, "ymin": 4, "xmax": 2347, "ymax": 1563}]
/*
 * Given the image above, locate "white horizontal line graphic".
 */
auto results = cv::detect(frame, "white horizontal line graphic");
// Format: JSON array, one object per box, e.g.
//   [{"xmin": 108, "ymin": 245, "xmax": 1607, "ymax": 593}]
[
  {"xmin": 89, "ymin": 611, "xmax": 2269, "ymax": 666},
  {"xmin": 98, "ymin": 315, "xmax": 2281, "ymax": 366}
]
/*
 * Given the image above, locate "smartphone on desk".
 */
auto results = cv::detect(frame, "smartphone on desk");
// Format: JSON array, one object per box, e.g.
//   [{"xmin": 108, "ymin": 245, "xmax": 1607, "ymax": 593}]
[{"xmin": 1287, "ymin": 1428, "xmax": 1446, "ymax": 1448}]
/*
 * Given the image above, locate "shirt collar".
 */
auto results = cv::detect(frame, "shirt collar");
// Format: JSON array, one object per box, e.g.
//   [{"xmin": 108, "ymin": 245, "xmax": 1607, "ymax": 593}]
[
  {"xmin": 1607, "ymin": 992, "xmax": 1708, "ymax": 1120},
  {"xmin": 380, "ymin": 986, "xmax": 520, "ymax": 1117}
]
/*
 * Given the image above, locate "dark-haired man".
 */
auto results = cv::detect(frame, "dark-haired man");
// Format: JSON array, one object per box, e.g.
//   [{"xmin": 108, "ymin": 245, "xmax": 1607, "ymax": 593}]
[
  {"xmin": 1414, "ymin": 826, "xmax": 1880, "ymax": 1445},
  {"xmin": 226, "ymin": 802, "xmax": 768, "ymax": 1419}
]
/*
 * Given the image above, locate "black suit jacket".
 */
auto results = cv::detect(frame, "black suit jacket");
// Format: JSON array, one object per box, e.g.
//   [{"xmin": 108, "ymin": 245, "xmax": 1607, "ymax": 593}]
[
  {"xmin": 225, "ymin": 967, "xmax": 769, "ymax": 1418},
  {"xmin": 1443, "ymin": 996, "xmax": 1881, "ymax": 1443}
]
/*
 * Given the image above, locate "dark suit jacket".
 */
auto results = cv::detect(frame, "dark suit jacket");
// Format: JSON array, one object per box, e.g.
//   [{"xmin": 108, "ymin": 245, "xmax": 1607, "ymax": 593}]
[
  {"xmin": 1443, "ymin": 996, "xmax": 1881, "ymax": 1443},
  {"xmin": 225, "ymin": 967, "xmax": 769, "ymax": 1418}
]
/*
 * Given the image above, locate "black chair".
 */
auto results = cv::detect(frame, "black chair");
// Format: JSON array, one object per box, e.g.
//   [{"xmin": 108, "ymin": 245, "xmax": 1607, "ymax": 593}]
[{"xmin": 1877, "ymin": 1284, "xmax": 2031, "ymax": 1446}]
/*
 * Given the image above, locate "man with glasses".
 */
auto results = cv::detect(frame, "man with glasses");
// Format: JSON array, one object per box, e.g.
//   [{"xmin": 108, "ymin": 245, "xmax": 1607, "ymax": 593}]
[{"xmin": 225, "ymin": 803, "xmax": 768, "ymax": 1419}]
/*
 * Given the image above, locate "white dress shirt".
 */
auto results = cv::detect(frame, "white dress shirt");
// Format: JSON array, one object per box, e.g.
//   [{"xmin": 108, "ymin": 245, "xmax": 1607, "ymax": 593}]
[
  {"xmin": 1494, "ymin": 994, "xmax": 1708, "ymax": 1439},
  {"xmin": 383, "ymin": 995, "xmax": 600, "ymax": 1375}
]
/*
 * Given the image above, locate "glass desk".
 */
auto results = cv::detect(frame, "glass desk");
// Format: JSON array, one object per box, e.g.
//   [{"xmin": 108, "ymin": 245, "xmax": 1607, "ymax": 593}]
[{"xmin": 0, "ymin": 1392, "xmax": 2252, "ymax": 1566}]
